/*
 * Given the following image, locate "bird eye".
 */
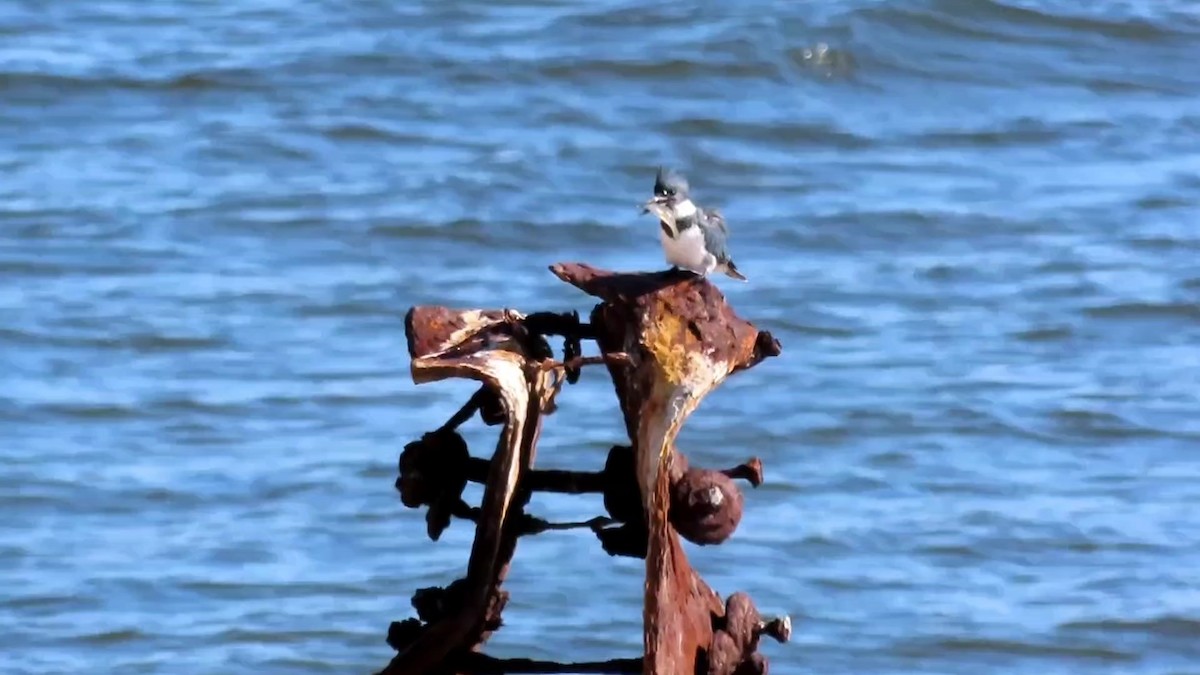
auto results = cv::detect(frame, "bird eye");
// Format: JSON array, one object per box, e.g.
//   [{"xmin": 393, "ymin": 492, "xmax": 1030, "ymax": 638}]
[{"xmin": 665, "ymin": 188, "xmax": 675, "ymax": 196}]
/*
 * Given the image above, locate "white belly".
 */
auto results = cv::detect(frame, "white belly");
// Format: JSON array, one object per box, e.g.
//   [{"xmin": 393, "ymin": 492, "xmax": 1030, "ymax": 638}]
[{"xmin": 660, "ymin": 226, "xmax": 716, "ymax": 274}]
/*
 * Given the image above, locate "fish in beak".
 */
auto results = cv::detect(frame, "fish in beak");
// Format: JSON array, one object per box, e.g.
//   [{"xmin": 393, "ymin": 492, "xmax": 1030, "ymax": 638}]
[{"xmin": 641, "ymin": 194, "xmax": 675, "ymax": 227}]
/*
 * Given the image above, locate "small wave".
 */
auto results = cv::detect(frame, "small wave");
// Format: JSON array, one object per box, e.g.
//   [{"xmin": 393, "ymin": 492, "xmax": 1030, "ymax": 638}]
[
  {"xmin": 1033, "ymin": 259, "xmax": 1090, "ymax": 274},
  {"xmin": 771, "ymin": 317, "xmax": 858, "ymax": 339},
  {"xmin": 848, "ymin": 0, "xmax": 1195, "ymax": 52},
  {"xmin": 252, "ymin": 480, "xmax": 328, "ymax": 501},
  {"xmin": 181, "ymin": 579, "xmax": 376, "ymax": 598},
  {"xmin": 317, "ymin": 122, "xmax": 416, "ymax": 143},
  {"xmin": 148, "ymin": 397, "xmax": 246, "ymax": 417},
  {"xmin": 916, "ymin": 263, "xmax": 961, "ymax": 281},
  {"xmin": 261, "ymin": 658, "xmax": 345, "ymax": 672},
  {"xmin": 536, "ymin": 57, "xmax": 776, "ymax": 82},
  {"xmin": 1086, "ymin": 76, "xmax": 1197, "ymax": 97},
  {"xmin": 845, "ymin": 3, "xmax": 1005, "ymax": 44},
  {"xmin": 833, "ymin": 0, "xmax": 1197, "ymax": 93},
  {"xmin": 827, "ymin": 474, "xmax": 891, "ymax": 493},
  {"xmin": 1048, "ymin": 408, "xmax": 1167, "ymax": 439},
  {"xmin": 963, "ymin": 0, "xmax": 1184, "ymax": 42},
  {"xmin": 357, "ymin": 464, "xmax": 394, "ymax": 480},
  {"xmin": 813, "ymin": 575, "xmax": 914, "ymax": 592},
  {"xmin": 370, "ymin": 218, "xmax": 627, "ymax": 249},
  {"xmin": 912, "ymin": 121, "xmax": 1065, "ymax": 149},
  {"xmin": 126, "ymin": 333, "xmax": 230, "ymax": 352},
  {"xmin": 1010, "ymin": 325, "xmax": 1073, "ymax": 342},
  {"xmin": 1084, "ymin": 301, "xmax": 1200, "ymax": 321},
  {"xmin": 212, "ymin": 628, "xmax": 365, "ymax": 644},
  {"xmin": 0, "ymin": 593, "xmax": 84, "ymax": 611},
  {"xmin": 293, "ymin": 301, "xmax": 399, "ymax": 318},
  {"xmin": 917, "ymin": 479, "xmax": 1018, "ymax": 497},
  {"xmin": 826, "ymin": 208, "xmax": 1004, "ymax": 239},
  {"xmin": 0, "ymin": 68, "xmax": 263, "ymax": 93},
  {"xmin": 253, "ymin": 392, "xmax": 409, "ymax": 409},
  {"xmin": 1061, "ymin": 538, "xmax": 1166, "ymax": 554},
  {"xmin": 977, "ymin": 409, "xmax": 1072, "ymax": 444},
  {"xmin": 1, "ymin": 330, "xmax": 230, "ymax": 353},
  {"xmin": 0, "ymin": 260, "xmax": 72, "ymax": 278},
  {"xmin": 125, "ymin": 487, "xmax": 199, "ymax": 505},
  {"xmin": 1135, "ymin": 195, "xmax": 1193, "ymax": 211},
  {"xmin": 866, "ymin": 450, "xmax": 914, "ymax": 468},
  {"xmin": 76, "ymin": 628, "xmax": 145, "ymax": 645},
  {"xmin": 903, "ymin": 635, "xmax": 1136, "ymax": 661},
  {"xmin": 662, "ymin": 117, "xmax": 872, "ymax": 149},
  {"xmin": 369, "ymin": 220, "xmax": 493, "ymax": 246},
  {"xmin": 796, "ymin": 534, "xmax": 854, "ymax": 552},
  {"xmin": 1128, "ymin": 236, "xmax": 1200, "ymax": 253},
  {"xmin": 36, "ymin": 402, "xmax": 142, "ymax": 420},
  {"xmin": 1061, "ymin": 616, "xmax": 1200, "ymax": 638},
  {"xmin": 917, "ymin": 543, "xmax": 982, "ymax": 558}
]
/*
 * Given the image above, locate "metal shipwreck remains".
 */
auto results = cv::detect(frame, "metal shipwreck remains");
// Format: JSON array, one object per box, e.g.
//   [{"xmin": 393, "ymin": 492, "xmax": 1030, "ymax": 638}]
[{"xmin": 381, "ymin": 263, "xmax": 787, "ymax": 675}]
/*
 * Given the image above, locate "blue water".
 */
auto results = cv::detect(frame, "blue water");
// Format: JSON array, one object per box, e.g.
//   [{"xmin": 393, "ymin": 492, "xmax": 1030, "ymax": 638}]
[{"xmin": 2, "ymin": 1, "xmax": 1200, "ymax": 673}]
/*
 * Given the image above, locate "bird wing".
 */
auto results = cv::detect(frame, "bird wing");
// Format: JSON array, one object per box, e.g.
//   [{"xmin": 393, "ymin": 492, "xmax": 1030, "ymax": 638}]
[
  {"xmin": 704, "ymin": 207, "xmax": 728, "ymax": 233},
  {"xmin": 700, "ymin": 208, "xmax": 733, "ymax": 263}
]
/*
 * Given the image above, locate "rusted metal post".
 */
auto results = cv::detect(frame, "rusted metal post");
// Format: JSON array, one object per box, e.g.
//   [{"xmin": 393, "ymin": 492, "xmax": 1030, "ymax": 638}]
[
  {"xmin": 382, "ymin": 264, "xmax": 786, "ymax": 675},
  {"xmin": 550, "ymin": 263, "xmax": 782, "ymax": 675}
]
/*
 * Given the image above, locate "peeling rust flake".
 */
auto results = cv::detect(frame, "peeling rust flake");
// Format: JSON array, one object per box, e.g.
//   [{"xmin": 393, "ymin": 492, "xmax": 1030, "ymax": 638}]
[{"xmin": 404, "ymin": 306, "xmax": 512, "ymax": 360}]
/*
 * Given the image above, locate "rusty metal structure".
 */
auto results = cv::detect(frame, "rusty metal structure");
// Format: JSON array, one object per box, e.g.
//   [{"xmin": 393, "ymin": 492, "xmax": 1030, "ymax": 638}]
[{"xmin": 382, "ymin": 263, "xmax": 788, "ymax": 675}]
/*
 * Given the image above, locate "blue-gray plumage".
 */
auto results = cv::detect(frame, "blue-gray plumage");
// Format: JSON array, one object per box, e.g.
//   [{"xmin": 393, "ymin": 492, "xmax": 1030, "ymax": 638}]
[{"xmin": 641, "ymin": 167, "xmax": 747, "ymax": 281}]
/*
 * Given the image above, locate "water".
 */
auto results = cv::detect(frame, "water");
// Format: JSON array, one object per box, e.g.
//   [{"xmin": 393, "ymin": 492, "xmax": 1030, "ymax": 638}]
[{"xmin": 2, "ymin": 1, "xmax": 1199, "ymax": 673}]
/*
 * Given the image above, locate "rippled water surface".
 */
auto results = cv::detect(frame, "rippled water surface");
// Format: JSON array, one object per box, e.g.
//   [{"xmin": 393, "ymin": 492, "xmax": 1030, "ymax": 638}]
[{"xmin": 3, "ymin": 1, "xmax": 1200, "ymax": 673}]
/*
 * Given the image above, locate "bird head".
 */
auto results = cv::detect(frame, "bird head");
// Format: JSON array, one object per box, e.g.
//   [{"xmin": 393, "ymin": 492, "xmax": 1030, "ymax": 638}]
[{"xmin": 641, "ymin": 166, "xmax": 693, "ymax": 226}]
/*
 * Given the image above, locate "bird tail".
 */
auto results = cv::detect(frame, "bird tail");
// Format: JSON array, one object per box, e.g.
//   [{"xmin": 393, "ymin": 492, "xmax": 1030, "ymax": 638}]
[{"xmin": 723, "ymin": 261, "xmax": 748, "ymax": 282}]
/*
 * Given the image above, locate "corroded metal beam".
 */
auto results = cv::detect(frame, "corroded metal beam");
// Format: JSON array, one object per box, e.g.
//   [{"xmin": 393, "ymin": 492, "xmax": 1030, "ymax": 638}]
[
  {"xmin": 550, "ymin": 263, "xmax": 781, "ymax": 675},
  {"xmin": 380, "ymin": 306, "xmax": 557, "ymax": 674}
]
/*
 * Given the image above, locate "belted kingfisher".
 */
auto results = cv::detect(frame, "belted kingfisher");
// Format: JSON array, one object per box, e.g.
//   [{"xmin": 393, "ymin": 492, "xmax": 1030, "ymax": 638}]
[{"xmin": 641, "ymin": 167, "xmax": 747, "ymax": 282}]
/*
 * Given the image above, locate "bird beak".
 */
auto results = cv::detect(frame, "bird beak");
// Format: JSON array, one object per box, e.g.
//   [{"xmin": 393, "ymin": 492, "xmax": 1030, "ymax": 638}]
[{"xmin": 641, "ymin": 195, "xmax": 674, "ymax": 225}]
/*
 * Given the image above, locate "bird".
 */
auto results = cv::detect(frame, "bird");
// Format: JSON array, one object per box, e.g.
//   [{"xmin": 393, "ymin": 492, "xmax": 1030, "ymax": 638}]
[{"xmin": 640, "ymin": 167, "xmax": 747, "ymax": 282}]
